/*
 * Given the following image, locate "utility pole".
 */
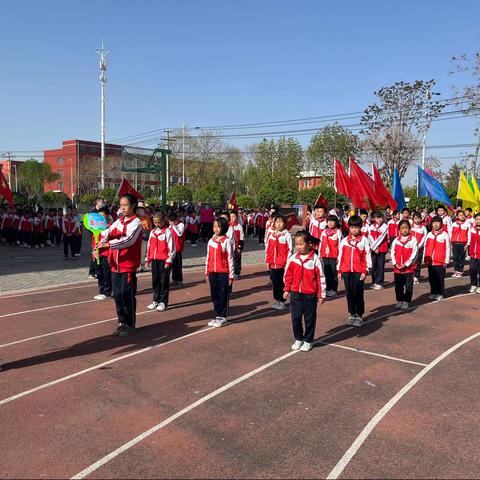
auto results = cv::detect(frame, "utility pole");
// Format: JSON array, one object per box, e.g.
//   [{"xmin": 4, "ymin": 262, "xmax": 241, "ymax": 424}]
[
  {"xmin": 163, "ymin": 130, "xmax": 172, "ymax": 194},
  {"xmin": 421, "ymin": 86, "xmax": 431, "ymax": 170},
  {"xmin": 182, "ymin": 124, "xmax": 186, "ymax": 185},
  {"xmin": 95, "ymin": 41, "xmax": 109, "ymax": 190}
]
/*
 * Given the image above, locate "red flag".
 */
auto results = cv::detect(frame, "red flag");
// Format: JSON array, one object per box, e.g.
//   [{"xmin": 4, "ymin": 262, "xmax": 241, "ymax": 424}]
[
  {"xmin": 425, "ymin": 168, "xmax": 435, "ymax": 178},
  {"xmin": 349, "ymin": 159, "xmax": 381, "ymax": 210},
  {"xmin": 314, "ymin": 192, "xmax": 328, "ymax": 208},
  {"xmin": 116, "ymin": 178, "xmax": 144, "ymax": 200},
  {"xmin": 0, "ymin": 165, "xmax": 13, "ymax": 206},
  {"xmin": 285, "ymin": 212, "xmax": 300, "ymax": 231},
  {"xmin": 372, "ymin": 164, "xmax": 398, "ymax": 210},
  {"xmin": 334, "ymin": 158, "xmax": 365, "ymax": 208},
  {"xmin": 227, "ymin": 191, "xmax": 238, "ymax": 211}
]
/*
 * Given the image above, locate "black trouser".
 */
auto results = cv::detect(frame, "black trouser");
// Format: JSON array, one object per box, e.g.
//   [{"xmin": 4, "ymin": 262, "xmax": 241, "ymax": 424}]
[
  {"xmin": 54, "ymin": 228, "xmax": 62, "ymax": 245},
  {"xmin": 72, "ymin": 235, "xmax": 82, "ymax": 255},
  {"xmin": 415, "ymin": 247, "xmax": 424, "ymax": 279},
  {"xmin": 201, "ymin": 222, "xmax": 213, "ymax": 241},
  {"xmin": 427, "ymin": 265, "xmax": 445, "ymax": 296},
  {"xmin": 234, "ymin": 251, "xmax": 242, "ymax": 276},
  {"xmin": 452, "ymin": 242, "xmax": 467, "ymax": 272},
  {"xmin": 258, "ymin": 227, "xmax": 266, "ymax": 244},
  {"xmin": 247, "ymin": 226, "xmax": 255, "ymax": 237},
  {"xmin": 394, "ymin": 272, "xmax": 414, "ymax": 303},
  {"xmin": 151, "ymin": 259, "xmax": 170, "ymax": 305},
  {"xmin": 190, "ymin": 232, "xmax": 198, "ymax": 245},
  {"xmin": 172, "ymin": 252, "xmax": 183, "ymax": 282},
  {"xmin": 89, "ymin": 259, "xmax": 97, "ymax": 276},
  {"xmin": 270, "ymin": 268, "xmax": 285, "ymax": 301},
  {"xmin": 63, "ymin": 236, "xmax": 74, "ymax": 257},
  {"xmin": 322, "ymin": 257, "xmax": 338, "ymax": 292},
  {"xmin": 343, "ymin": 272, "xmax": 365, "ymax": 317},
  {"xmin": 209, "ymin": 272, "xmax": 230, "ymax": 318},
  {"xmin": 371, "ymin": 252, "xmax": 386, "ymax": 285},
  {"xmin": 48, "ymin": 230, "xmax": 56, "ymax": 244},
  {"xmin": 6, "ymin": 227, "xmax": 15, "ymax": 245},
  {"xmin": 112, "ymin": 271, "xmax": 137, "ymax": 327},
  {"xmin": 290, "ymin": 292, "xmax": 317, "ymax": 343},
  {"xmin": 96, "ymin": 256, "xmax": 112, "ymax": 296},
  {"xmin": 470, "ymin": 258, "xmax": 480, "ymax": 287}
]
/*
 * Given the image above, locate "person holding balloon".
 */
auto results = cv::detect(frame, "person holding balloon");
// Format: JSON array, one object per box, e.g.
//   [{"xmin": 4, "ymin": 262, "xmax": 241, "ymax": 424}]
[{"xmin": 90, "ymin": 207, "xmax": 112, "ymax": 301}]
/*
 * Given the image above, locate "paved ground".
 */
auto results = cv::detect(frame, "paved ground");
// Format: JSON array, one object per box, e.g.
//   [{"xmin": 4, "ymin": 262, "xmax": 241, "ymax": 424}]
[
  {"xmin": 0, "ymin": 235, "xmax": 266, "ymax": 295},
  {"xmin": 0, "ymin": 262, "xmax": 479, "ymax": 479}
]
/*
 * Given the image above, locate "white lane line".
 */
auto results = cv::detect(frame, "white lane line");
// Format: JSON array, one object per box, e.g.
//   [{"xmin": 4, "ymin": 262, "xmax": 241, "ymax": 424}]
[
  {"xmin": 318, "ymin": 342, "xmax": 428, "ymax": 367},
  {"xmin": 0, "ymin": 299, "xmax": 97, "ymax": 319},
  {"xmin": 70, "ymin": 349, "xmax": 298, "ymax": 479},
  {"xmin": 326, "ymin": 330, "xmax": 480, "ymax": 479}
]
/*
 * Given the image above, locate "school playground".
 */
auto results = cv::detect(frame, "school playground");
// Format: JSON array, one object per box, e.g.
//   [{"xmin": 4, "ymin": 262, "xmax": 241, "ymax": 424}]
[{"xmin": 0, "ymin": 264, "xmax": 479, "ymax": 479}]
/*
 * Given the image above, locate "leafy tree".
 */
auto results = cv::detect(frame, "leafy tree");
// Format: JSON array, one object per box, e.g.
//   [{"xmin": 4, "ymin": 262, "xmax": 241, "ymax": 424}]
[
  {"xmin": 297, "ymin": 185, "xmax": 346, "ymax": 207},
  {"xmin": 99, "ymin": 188, "xmax": 117, "ymax": 204},
  {"xmin": 403, "ymin": 185, "xmax": 455, "ymax": 211},
  {"xmin": 306, "ymin": 123, "xmax": 361, "ymax": 174},
  {"xmin": 257, "ymin": 178, "xmax": 297, "ymax": 206},
  {"xmin": 193, "ymin": 184, "xmax": 226, "ymax": 206},
  {"xmin": 444, "ymin": 161, "xmax": 467, "ymax": 192},
  {"xmin": 361, "ymin": 80, "xmax": 444, "ymax": 186},
  {"xmin": 168, "ymin": 185, "xmax": 193, "ymax": 203},
  {"xmin": 42, "ymin": 191, "xmax": 68, "ymax": 207},
  {"xmin": 145, "ymin": 196, "xmax": 161, "ymax": 208},
  {"xmin": 80, "ymin": 193, "xmax": 96, "ymax": 206},
  {"xmin": 18, "ymin": 159, "xmax": 59, "ymax": 202},
  {"xmin": 236, "ymin": 195, "xmax": 257, "ymax": 209},
  {"xmin": 242, "ymin": 160, "xmax": 264, "ymax": 196}
]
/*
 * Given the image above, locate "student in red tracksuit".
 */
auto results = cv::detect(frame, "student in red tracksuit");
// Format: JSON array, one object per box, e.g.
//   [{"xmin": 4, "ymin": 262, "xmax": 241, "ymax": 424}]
[
  {"xmin": 283, "ymin": 230, "xmax": 326, "ymax": 352},
  {"xmin": 62, "ymin": 207, "xmax": 78, "ymax": 259},
  {"xmin": 45, "ymin": 209, "xmax": 57, "ymax": 246},
  {"xmin": 92, "ymin": 207, "xmax": 112, "ymax": 301},
  {"xmin": 391, "ymin": 220, "xmax": 418, "ymax": 310},
  {"xmin": 359, "ymin": 209, "xmax": 370, "ymax": 234},
  {"xmin": 411, "ymin": 212, "xmax": 427, "ymax": 284},
  {"xmin": 436, "ymin": 205, "xmax": 453, "ymax": 236},
  {"xmin": 97, "ymin": 194, "xmax": 143, "ymax": 337},
  {"xmin": 467, "ymin": 213, "xmax": 480, "ymax": 293},
  {"xmin": 229, "ymin": 210, "xmax": 245, "ymax": 279},
  {"xmin": 387, "ymin": 210, "xmax": 401, "ymax": 243},
  {"xmin": 308, "ymin": 205, "xmax": 327, "ymax": 251},
  {"xmin": 168, "ymin": 212, "xmax": 185, "ymax": 288},
  {"xmin": 319, "ymin": 215, "xmax": 342, "ymax": 298},
  {"xmin": 255, "ymin": 207, "xmax": 268, "ymax": 245},
  {"xmin": 337, "ymin": 215, "xmax": 372, "ymax": 327},
  {"xmin": 368, "ymin": 211, "xmax": 389, "ymax": 290},
  {"xmin": 18, "ymin": 211, "xmax": 33, "ymax": 248},
  {"xmin": 205, "ymin": 217, "xmax": 235, "ymax": 328},
  {"xmin": 187, "ymin": 211, "xmax": 200, "ymax": 246},
  {"xmin": 451, "ymin": 210, "xmax": 470, "ymax": 278},
  {"xmin": 423, "ymin": 216, "xmax": 451, "ymax": 301},
  {"xmin": 146, "ymin": 211, "xmax": 176, "ymax": 312},
  {"xmin": 265, "ymin": 214, "xmax": 293, "ymax": 311}
]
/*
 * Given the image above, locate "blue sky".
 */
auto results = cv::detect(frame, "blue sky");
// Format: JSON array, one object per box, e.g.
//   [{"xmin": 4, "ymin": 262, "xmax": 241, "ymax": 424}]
[{"xmin": 0, "ymin": 0, "xmax": 479, "ymax": 184}]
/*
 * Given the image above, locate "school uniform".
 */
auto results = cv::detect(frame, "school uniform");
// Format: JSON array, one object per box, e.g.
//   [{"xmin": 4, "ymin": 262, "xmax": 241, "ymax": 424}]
[
  {"xmin": 265, "ymin": 229, "xmax": 293, "ymax": 302},
  {"xmin": 308, "ymin": 216, "xmax": 327, "ymax": 250},
  {"xmin": 387, "ymin": 219, "xmax": 399, "ymax": 243},
  {"xmin": 205, "ymin": 235, "xmax": 235, "ymax": 320},
  {"xmin": 54, "ymin": 214, "xmax": 63, "ymax": 245},
  {"xmin": 228, "ymin": 221, "xmax": 245, "ymax": 276},
  {"xmin": 391, "ymin": 234, "xmax": 418, "ymax": 303},
  {"xmin": 337, "ymin": 234, "xmax": 372, "ymax": 318},
  {"xmin": 187, "ymin": 214, "xmax": 200, "ymax": 245},
  {"xmin": 319, "ymin": 227, "xmax": 342, "ymax": 294},
  {"xmin": 93, "ymin": 227, "xmax": 112, "ymax": 297},
  {"xmin": 467, "ymin": 225, "xmax": 480, "ymax": 288},
  {"xmin": 255, "ymin": 212, "xmax": 268, "ymax": 245},
  {"xmin": 439, "ymin": 214, "xmax": 453, "ymax": 237},
  {"xmin": 1, "ymin": 213, "xmax": 14, "ymax": 245},
  {"xmin": 33, "ymin": 216, "xmax": 45, "ymax": 247},
  {"xmin": 423, "ymin": 230, "xmax": 451, "ymax": 297},
  {"xmin": 451, "ymin": 220, "xmax": 469, "ymax": 273},
  {"xmin": 62, "ymin": 216, "xmax": 77, "ymax": 258},
  {"xmin": 411, "ymin": 224, "xmax": 427, "ymax": 279},
  {"xmin": 44, "ymin": 214, "xmax": 57, "ymax": 245},
  {"xmin": 170, "ymin": 220, "xmax": 185, "ymax": 283},
  {"xmin": 284, "ymin": 251, "xmax": 326, "ymax": 344},
  {"xmin": 146, "ymin": 226, "xmax": 176, "ymax": 306},
  {"xmin": 368, "ymin": 222, "xmax": 388, "ymax": 286},
  {"xmin": 105, "ymin": 215, "xmax": 143, "ymax": 328}
]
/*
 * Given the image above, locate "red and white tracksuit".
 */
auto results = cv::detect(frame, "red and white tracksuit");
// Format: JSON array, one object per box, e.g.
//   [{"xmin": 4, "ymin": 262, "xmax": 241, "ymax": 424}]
[
  {"xmin": 391, "ymin": 234, "xmax": 418, "ymax": 274},
  {"xmin": 368, "ymin": 223, "xmax": 389, "ymax": 253},
  {"xmin": 337, "ymin": 234, "xmax": 372, "ymax": 274},
  {"xmin": 411, "ymin": 224, "xmax": 428, "ymax": 249},
  {"xmin": 205, "ymin": 235, "xmax": 235, "ymax": 278},
  {"xmin": 451, "ymin": 220, "xmax": 469, "ymax": 244},
  {"xmin": 170, "ymin": 221, "xmax": 185, "ymax": 254},
  {"xmin": 283, "ymin": 251, "xmax": 326, "ymax": 299},
  {"xmin": 387, "ymin": 219, "xmax": 400, "ymax": 240},
  {"xmin": 319, "ymin": 228, "xmax": 342, "ymax": 259},
  {"xmin": 146, "ymin": 226, "xmax": 176, "ymax": 266},
  {"xmin": 423, "ymin": 230, "xmax": 451, "ymax": 266},
  {"xmin": 265, "ymin": 229, "xmax": 293, "ymax": 269}
]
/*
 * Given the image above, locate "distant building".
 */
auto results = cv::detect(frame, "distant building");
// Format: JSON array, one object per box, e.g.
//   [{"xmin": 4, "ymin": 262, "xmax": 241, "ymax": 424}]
[
  {"xmin": 0, "ymin": 158, "xmax": 23, "ymax": 192},
  {"xmin": 298, "ymin": 171, "xmax": 322, "ymax": 190}
]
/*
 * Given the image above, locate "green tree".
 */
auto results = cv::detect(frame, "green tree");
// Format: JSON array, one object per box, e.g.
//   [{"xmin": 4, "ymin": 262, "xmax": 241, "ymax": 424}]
[
  {"xmin": 80, "ymin": 193, "xmax": 96, "ymax": 206},
  {"xmin": 168, "ymin": 185, "xmax": 193, "ymax": 203},
  {"xmin": 236, "ymin": 195, "xmax": 257, "ymax": 209},
  {"xmin": 306, "ymin": 123, "xmax": 361, "ymax": 175},
  {"xmin": 193, "ymin": 184, "xmax": 226, "ymax": 205},
  {"xmin": 42, "ymin": 191, "xmax": 68, "ymax": 207},
  {"xmin": 99, "ymin": 188, "xmax": 117, "ymax": 204},
  {"xmin": 297, "ymin": 185, "xmax": 345, "ymax": 207},
  {"xmin": 257, "ymin": 178, "xmax": 297, "ymax": 206},
  {"xmin": 18, "ymin": 159, "xmax": 59, "ymax": 202},
  {"xmin": 444, "ymin": 161, "xmax": 467, "ymax": 192}
]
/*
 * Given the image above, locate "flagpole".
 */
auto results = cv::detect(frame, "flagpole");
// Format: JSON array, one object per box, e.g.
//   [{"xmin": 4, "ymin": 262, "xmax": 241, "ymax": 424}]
[{"xmin": 333, "ymin": 157, "xmax": 337, "ymax": 208}]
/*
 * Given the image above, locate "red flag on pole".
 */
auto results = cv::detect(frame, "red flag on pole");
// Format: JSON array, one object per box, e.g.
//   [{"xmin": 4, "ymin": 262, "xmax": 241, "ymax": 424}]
[
  {"xmin": 0, "ymin": 165, "xmax": 14, "ymax": 206},
  {"xmin": 372, "ymin": 164, "xmax": 398, "ymax": 210},
  {"xmin": 313, "ymin": 192, "xmax": 328, "ymax": 208},
  {"xmin": 227, "ymin": 191, "xmax": 238, "ymax": 211},
  {"xmin": 285, "ymin": 212, "xmax": 300, "ymax": 231},
  {"xmin": 349, "ymin": 158, "xmax": 381, "ymax": 210},
  {"xmin": 334, "ymin": 158, "xmax": 365, "ymax": 208},
  {"xmin": 116, "ymin": 178, "xmax": 144, "ymax": 200}
]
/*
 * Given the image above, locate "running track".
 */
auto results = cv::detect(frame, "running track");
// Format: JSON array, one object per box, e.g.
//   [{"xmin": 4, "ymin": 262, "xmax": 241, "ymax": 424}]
[{"xmin": 0, "ymin": 264, "xmax": 479, "ymax": 478}]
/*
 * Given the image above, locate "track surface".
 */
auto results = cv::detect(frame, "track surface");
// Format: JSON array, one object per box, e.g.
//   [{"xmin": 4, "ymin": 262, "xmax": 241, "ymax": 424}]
[{"xmin": 0, "ymin": 264, "xmax": 479, "ymax": 479}]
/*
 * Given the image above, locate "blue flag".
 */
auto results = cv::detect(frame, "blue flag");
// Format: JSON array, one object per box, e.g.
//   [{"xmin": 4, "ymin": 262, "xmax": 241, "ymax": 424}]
[
  {"xmin": 417, "ymin": 166, "xmax": 452, "ymax": 206},
  {"xmin": 392, "ymin": 168, "xmax": 407, "ymax": 210}
]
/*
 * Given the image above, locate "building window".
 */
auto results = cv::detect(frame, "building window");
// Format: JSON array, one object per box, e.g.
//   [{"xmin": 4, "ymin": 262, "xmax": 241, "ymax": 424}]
[
  {"xmin": 58, "ymin": 182, "xmax": 63, "ymax": 189},
  {"xmin": 57, "ymin": 169, "xmax": 63, "ymax": 177},
  {"xmin": 57, "ymin": 157, "xmax": 64, "ymax": 164}
]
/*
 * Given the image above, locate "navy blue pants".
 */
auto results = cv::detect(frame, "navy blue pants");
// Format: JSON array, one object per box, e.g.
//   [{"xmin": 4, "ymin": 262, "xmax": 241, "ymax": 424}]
[{"xmin": 209, "ymin": 272, "xmax": 230, "ymax": 318}]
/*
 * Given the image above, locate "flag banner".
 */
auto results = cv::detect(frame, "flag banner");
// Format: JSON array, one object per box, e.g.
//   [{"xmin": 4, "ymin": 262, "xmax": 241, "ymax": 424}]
[
  {"xmin": 392, "ymin": 168, "xmax": 407, "ymax": 211},
  {"xmin": 372, "ymin": 164, "xmax": 398, "ymax": 210},
  {"xmin": 227, "ymin": 191, "xmax": 238, "ymax": 211},
  {"xmin": 285, "ymin": 212, "xmax": 300, "ymax": 231},
  {"xmin": 457, "ymin": 171, "xmax": 477, "ymax": 205},
  {"xmin": 314, "ymin": 192, "xmax": 328, "ymax": 208},
  {"xmin": 116, "ymin": 178, "xmax": 144, "ymax": 200},
  {"xmin": 349, "ymin": 158, "xmax": 381, "ymax": 209},
  {"xmin": 334, "ymin": 158, "xmax": 364, "ymax": 208},
  {"xmin": 0, "ymin": 166, "xmax": 14, "ymax": 206},
  {"xmin": 418, "ymin": 166, "xmax": 452, "ymax": 207}
]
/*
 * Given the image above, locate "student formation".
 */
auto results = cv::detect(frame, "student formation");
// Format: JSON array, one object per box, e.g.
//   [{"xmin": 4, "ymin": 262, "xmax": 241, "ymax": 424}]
[{"xmin": 1, "ymin": 197, "xmax": 480, "ymax": 353}]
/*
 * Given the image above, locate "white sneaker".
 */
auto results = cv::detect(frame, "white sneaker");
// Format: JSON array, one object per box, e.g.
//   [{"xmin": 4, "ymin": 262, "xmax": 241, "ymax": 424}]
[
  {"xmin": 476, "ymin": 287, "xmax": 480, "ymax": 294},
  {"xmin": 400, "ymin": 302, "xmax": 409, "ymax": 310},
  {"xmin": 394, "ymin": 302, "xmax": 403, "ymax": 309},
  {"xmin": 373, "ymin": 284, "xmax": 383, "ymax": 290},
  {"xmin": 156, "ymin": 303, "xmax": 167, "ymax": 312},
  {"xmin": 214, "ymin": 317, "xmax": 228, "ymax": 327},
  {"xmin": 346, "ymin": 316, "xmax": 355, "ymax": 326},
  {"xmin": 469, "ymin": 285, "xmax": 477, "ymax": 293},
  {"xmin": 427, "ymin": 294, "xmax": 436, "ymax": 300},
  {"xmin": 300, "ymin": 342, "xmax": 313, "ymax": 352},
  {"xmin": 276, "ymin": 301, "xmax": 286, "ymax": 311},
  {"xmin": 435, "ymin": 295, "xmax": 444, "ymax": 301},
  {"xmin": 369, "ymin": 284, "xmax": 377, "ymax": 290},
  {"xmin": 413, "ymin": 277, "xmax": 419, "ymax": 285},
  {"xmin": 352, "ymin": 316, "xmax": 364, "ymax": 327},
  {"xmin": 208, "ymin": 317, "xmax": 220, "ymax": 327},
  {"xmin": 94, "ymin": 294, "xmax": 110, "ymax": 301},
  {"xmin": 329, "ymin": 291, "xmax": 337, "ymax": 297},
  {"xmin": 291, "ymin": 340, "xmax": 303, "ymax": 350},
  {"xmin": 326, "ymin": 290, "xmax": 334, "ymax": 297},
  {"xmin": 147, "ymin": 302, "xmax": 159, "ymax": 310},
  {"xmin": 271, "ymin": 301, "xmax": 279, "ymax": 309}
]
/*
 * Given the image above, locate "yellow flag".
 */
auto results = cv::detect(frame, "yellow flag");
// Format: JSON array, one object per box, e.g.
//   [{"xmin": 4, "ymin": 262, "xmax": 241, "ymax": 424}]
[
  {"xmin": 471, "ymin": 176, "xmax": 480, "ymax": 212},
  {"xmin": 458, "ymin": 171, "xmax": 477, "ymax": 205}
]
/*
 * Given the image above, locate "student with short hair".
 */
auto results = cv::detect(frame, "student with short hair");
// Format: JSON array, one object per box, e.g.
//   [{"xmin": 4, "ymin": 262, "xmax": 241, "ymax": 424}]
[
  {"xmin": 451, "ymin": 210, "xmax": 470, "ymax": 278},
  {"xmin": 168, "ymin": 211, "xmax": 185, "ymax": 288},
  {"xmin": 309, "ymin": 205, "xmax": 327, "ymax": 250},
  {"xmin": 319, "ymin": 215, "xmax": 342, "ymax": 297},
  {"xmin": 467, "ymin": 213, "xmax": 480, "ymax": 294},
  {"xmin": 228, "ymin": 210, "xmax": 245, "ymax": 279},
  {"xmin": 411, "ymin": 212, "xmax": 427, "ymax": 284},
  {"xmin": 368, "ymin": 211, "xmax": 388, "ymax": 290}
]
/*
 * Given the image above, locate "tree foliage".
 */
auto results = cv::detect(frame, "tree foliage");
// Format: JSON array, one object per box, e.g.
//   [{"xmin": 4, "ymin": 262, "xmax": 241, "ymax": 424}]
[
  {"xmin": 236, "ymin": 195, "xmax": 257, "ymax": 209},
  {"xmin": 99, "ymin": 188, "xmax": 117, "ymax": 204},
  {"xmin": 168, "ymin": 185, "xmax": 193, "ymax": 203},
  {"xmin": 192, "ymin": 184, "xmax": 226, "ymax": 205},
  {"xmin": 17, "ymin": 159, "xmax": 59, "ymax": 202},
  {"xmin": 256, "ymin": 178, "xmax": 297, "ymax": 206},
  {"xmin": 42, "ymin": 191, "xmax": 68, "ymax": 207},
  {"xmin": 297, "ymin": 185, "xmax": 345, "ymax": 207}
]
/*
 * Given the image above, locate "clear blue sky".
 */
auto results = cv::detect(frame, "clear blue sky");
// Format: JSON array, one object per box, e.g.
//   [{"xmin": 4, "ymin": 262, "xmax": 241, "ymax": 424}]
[{"xmin": 1, "ymin": 0, "xmax": 479, "ymax": 184}]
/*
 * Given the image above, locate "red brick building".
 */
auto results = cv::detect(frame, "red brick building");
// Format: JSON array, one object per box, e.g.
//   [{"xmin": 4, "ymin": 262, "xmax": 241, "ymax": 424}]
[
  {"xmin": 0, "ymin": 158, "xmax": 23, "ymax": 192},
  {"xmin": 298, "ymin": 171, "xmax": 322, "ymax": 190}
]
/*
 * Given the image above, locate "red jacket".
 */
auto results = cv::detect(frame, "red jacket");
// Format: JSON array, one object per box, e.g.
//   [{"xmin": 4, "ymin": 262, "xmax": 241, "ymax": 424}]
[
  {"xmin": 45, "ymin": 215, "xmax": 56, "ymax": 231},
  {"xmin": 337, "ymin": 234, "xmax": 372, "ymax": 274},
  {"xmin": 387, "ymin": 219, "xmax": 399, "ymax": 240},
  {"xmin": 368, "ymin": 223, "xmax": 389, "ymax": 254},
  {"xmin": 19, "ymin": 216, "xmax": 32, "ymax": 232},
  {"xmin": 1, "ymin": 213, "xmax": 12, "ymax": 229},
  {"xmin": 283, "ymin": 251, "xmax": 326, "ymax": 299},
  {"xmin": 468, "ymin": 225, "xmax": 480, "ymax": 259},
  {"xmin": 451, "ymin": 220, "xmax": 469, "ymax": 244},
  {"xmin": 106, "ymin": 215, "xmax": 143, "ymax": 273},
  {"xmin": 423, "ymin": 230, "xmax": 450, "ymax": 266},
  {"xmin": 411, "ymin": 224, "xmax": 427, "ymax": 249},
  {"xmin": 265, "ymin": 229, "xmax": 293, "ymax": 269},
  {"xmin": 255, "ymin": 212, "xmax": 268, "ymax": 228},
  {"xmin": 33, "ymin": 217, "xmax": 44, "ymax": 233},
  {"xmin": 319, "ymin": 228, "xmax": 342, "ymax": 259},
  {"xmin": 146, "ymin": 227, "xmax": 176, "ymax": 265},
  {"xmin": 169, "ymin": 221, "xmax": 185, "ymax": 253},
  {"xmin": 308, "ymin": 216, "xmax": 327, "ymax": 244},
  {"xmin": 228, "ymin": 221, "xmax": 245, "ymax": 250},
  {"xmin": 62, "ymin": 217, "xmax": 77, "ymax": 235},
  {"xmin": 391, "ymin": 234, "xmax": 418, "ymax": 274},
  {"xmin": 205, "ymin": 235, "xmax": 235, "ymax": 278}
]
